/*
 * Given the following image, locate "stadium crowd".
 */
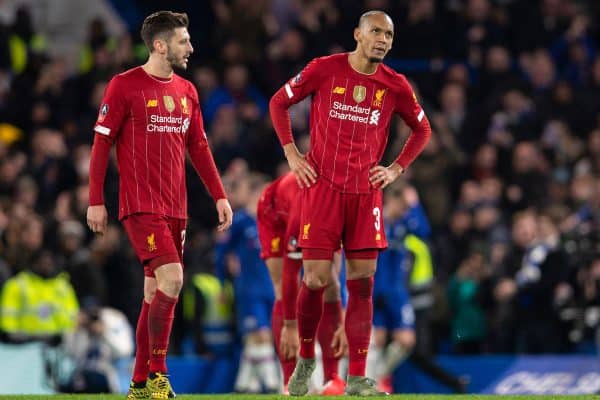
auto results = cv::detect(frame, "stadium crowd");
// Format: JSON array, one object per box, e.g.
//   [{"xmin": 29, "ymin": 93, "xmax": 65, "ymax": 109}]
[{"xmin": 0, "ymin": 0, "xmax": 599, "ymax": 378}]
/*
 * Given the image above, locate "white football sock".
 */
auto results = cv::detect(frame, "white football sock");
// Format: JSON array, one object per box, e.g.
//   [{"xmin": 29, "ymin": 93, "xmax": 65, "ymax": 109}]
[
  {"xmin": 367, "ymin": 344, "xmax": 383, "ymax": 379},
  {"xmin": 234, "ymin": 346, "xmax": 260, "ymax": 392},
  {"xmin": 380, "ymin": 341, "xmax": 410, "ymax": 377},
  {"xmin": 246, "ymin": 342, "xmax": 281, "ymax": 392}
]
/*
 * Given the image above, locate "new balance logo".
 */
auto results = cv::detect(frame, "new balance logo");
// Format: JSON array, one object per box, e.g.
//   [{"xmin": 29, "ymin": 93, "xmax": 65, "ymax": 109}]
[
  {"xmin": 369, "ymin": 110, "xmax": 381, "ymax": 125},
  {"xmin": 333, "ymin": 86, "xmax": 346, "ymax": 94},
  {"xmin": 147, "ymin": 99, "xmax": 158, "ymax": 107},
  {"xmin": 357, "ymin": 348, "xmax": 369, "ymax": 354}
]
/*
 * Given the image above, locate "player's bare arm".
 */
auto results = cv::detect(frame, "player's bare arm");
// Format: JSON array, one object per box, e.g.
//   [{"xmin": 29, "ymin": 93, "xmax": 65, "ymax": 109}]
[
  {"xmin": 283, "ymin": 143, "xmax": 317, "ymax": 189},
  {"xmin": 86, "ymin": 204, "xmax": 108, "ymax": 235},
  {"xmin": 369, "ymin": 162, "xmax": 404, "ymax": 189},
  {"xmin": 216, "ymin": 198, "xmax": 233, "ymax": 232}
]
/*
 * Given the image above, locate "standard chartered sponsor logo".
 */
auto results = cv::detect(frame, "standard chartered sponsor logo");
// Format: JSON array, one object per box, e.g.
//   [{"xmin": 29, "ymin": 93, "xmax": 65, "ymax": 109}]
[
  {"xmin": 328, "ymin": 101, "xmax": 380, "ymax": 125},
  {"xmin": 147, "ymin": 114, "xmax": 189, "ymax": 134}
]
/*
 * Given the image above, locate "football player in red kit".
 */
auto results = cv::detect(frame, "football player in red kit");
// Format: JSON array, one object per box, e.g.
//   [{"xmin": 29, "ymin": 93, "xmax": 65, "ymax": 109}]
[
  {"xmin": 269, "ymin": 10, "xmax": 431, "ymax": 396},
  {"xmin": 257, "ymin": 172, "xmax": 347, "ymax": 395},
  {"xmin": 86, "ymin": 11, "xmax": 232, "ymax": 399}
]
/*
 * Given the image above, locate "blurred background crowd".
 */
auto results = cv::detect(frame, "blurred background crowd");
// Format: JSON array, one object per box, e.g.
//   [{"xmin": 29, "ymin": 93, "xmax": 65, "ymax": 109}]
[{"xmin": 0, "ymin": 0, "xmax": 599, "ymax": 383}]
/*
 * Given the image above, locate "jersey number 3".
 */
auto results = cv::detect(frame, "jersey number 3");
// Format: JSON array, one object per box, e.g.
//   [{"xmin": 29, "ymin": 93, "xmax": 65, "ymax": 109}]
[{"xmin": 373, "ymin": 207, "xmax": 381, "ymax": 232}]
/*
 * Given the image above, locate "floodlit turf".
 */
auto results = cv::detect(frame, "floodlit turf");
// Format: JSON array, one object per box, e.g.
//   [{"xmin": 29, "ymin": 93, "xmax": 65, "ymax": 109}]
[{"xmin": 0, "ymin": 395, "xmax": 598, "ymax": 400}]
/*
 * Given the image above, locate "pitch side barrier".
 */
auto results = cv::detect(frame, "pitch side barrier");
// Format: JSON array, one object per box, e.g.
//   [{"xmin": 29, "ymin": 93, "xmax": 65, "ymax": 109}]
[
  {"xmin": 0, "ymin": 333, "xmax": 598, "ymax": 395},
  {"xmin": 110, "ymin": 354, "xmax": 599, "ymax": 394}
]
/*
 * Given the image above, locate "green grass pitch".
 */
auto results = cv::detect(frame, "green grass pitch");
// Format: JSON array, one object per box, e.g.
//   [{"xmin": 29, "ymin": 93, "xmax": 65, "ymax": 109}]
[{"xmin": 0, "ymin": 395, "xmax": 598, "ymax": 400}]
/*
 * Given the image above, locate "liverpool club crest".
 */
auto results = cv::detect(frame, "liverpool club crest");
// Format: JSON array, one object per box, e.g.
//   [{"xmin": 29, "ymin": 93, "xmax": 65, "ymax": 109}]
[
  {"xmin": 180, "ymin": 97, "xmax": 189, "ymax": 114},
  {"xmin": 353, "ymin": 85, "xmax": 366, "ymax": 103}
]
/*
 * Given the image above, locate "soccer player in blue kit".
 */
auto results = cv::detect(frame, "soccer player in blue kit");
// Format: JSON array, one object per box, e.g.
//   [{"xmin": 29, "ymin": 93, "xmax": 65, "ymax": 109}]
[
  {"xmin": 368, "ymin": 183, "xmax": 466, "ymax": 393},
  {"xmin": 215, "ymin": 174, "xmax": 279, "ymax": 393},
  {"xmin": 368, "ymin": 183, "xmax": 430, "ymax": 393}
]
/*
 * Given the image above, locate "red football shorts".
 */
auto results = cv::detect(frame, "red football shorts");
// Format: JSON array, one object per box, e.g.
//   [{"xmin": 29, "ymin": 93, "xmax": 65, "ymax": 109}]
[
  {"xmin": 122, "ymin": 213, "xmax": 186, "ymax": 277},
  {"xmin": 257, "ymin": 186, "xmax": 301, "ymax": 260},
  {"xmin": 299, "ymin": 179, "xmax": 387, "ymax": 253}
]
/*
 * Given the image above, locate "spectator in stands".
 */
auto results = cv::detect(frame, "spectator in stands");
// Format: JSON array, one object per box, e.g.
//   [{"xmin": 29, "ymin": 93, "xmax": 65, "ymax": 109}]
[
  {"xmin": 263, "ymin": 29, "xmax": 308, "ymax": 93},
  {"xmin": 447, "ymin": 245, "xmax": 489, "ymax": 354},
  {"xmin": 477, "ymin": 45, "xmax": 522, "ymax": 104},
  {"xmin": 203, "ymin": 64, "xmax": 268, "ymax": 126},
  {"xmin": 505, "ymin": 142, "xmax": 550, "ymax": 212},
  {"xmin": 495, "ymin": 210, "xmax": 570, "ymax": 353},
  {"xmin": 407, "ymin": 130, "xmax": 463, "ymax": 230},
  {"xmin": 56, "ymin": 220, "xmax": 106, "ymax": 306},
  {"xmin": 61, "ymin": 303, "xmax": 133, "ymax": 393}
]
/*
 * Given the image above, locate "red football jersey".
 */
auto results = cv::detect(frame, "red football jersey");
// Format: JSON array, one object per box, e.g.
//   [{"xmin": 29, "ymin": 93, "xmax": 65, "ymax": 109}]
[
  {"xmin": 259, "ymin": 172, "xmax": 300, "ymax": 227},
  {"xmin": 93, "ymin": 67, "xmax": 220, "ymax": 220},
  {"xmin": 272, "ymin": 172, "xmax": 301, "ymax": 222},
  {"xmin": 271, "ymin": 53, "xmax": 431, "ymax": 194}
]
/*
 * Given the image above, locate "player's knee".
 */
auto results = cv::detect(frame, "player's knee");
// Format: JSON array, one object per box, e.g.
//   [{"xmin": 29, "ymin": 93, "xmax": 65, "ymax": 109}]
[
  {"xmin": 397, "ymin": 331, "xmax": 416, "ymax": 351},
  {"xmin": 303, "ymin": 273, "xmax": 329, "ymax": 290},
  {"xmin": 256, "ymin": 328, "xmax": 272, "ymax": 343},
  {"xmin": 346, "ymin": 255, "xmax": 377, "ymax": 279},
  {"xmin": 373, "ymin": 329, "xmax": 387, "ymax": 347},
  {"xmin": 144, "ymin": 287, "xmax": 157, "ymax": 303},
  {"xmin": 270, "ymin": 279, "xmax": 282, "ymax": 300},
  {"xmin": 347, "ymin": 267, "xmax": 376, "ymax": 280},
  {"xmin": 158, "ymin": 273, "xmax": 184, "ymax": 296}
]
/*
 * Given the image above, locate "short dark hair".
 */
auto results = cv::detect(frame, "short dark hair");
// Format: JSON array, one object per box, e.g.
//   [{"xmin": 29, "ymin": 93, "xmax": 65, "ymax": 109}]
[
  {"xmin": 141, "ymin": 11, "xmax": 189, "ymax": 52},
  {"xmin": 358, "ymin": 10, "xmax": 392, "ymax": 28}
]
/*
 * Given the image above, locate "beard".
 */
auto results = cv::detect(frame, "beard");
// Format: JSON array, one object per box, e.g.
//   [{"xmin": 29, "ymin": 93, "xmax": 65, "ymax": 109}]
[
  {"xmin": 166, "ymin": 49, "xmax": 186, "ymax": 70},
  {"xmin": 368, "ymin": 56, "xmax": 383, "ymax": 63}
]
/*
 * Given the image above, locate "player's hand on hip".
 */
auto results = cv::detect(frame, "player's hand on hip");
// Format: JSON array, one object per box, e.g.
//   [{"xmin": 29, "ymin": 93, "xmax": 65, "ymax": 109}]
[
  {"xmin": 86, "ymin": 205, "xmax": 108, "ymax": 235},
  {"xmin": 369, "ymin": 163, "xmax": 404, "ymax": 189},
  {"xmin": 331, "ymin": 324, "xmax": 348, "ymax": 358},
  {"xmin": 283, "ymin": 143, "xmax": 317, "ymax": 188},
  {"xmin": 216, "ymin": 198, "xmax": 233, "ymax": 232}
]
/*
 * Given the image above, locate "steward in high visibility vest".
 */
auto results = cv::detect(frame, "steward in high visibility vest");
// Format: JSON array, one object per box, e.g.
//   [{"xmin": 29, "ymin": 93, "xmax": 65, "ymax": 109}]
[
  {"xmin": 183, "ymin": 272, "xmax": 234, "ymax": 355},
  {"xmin": 0, "ymin": 251, "xmax": 78, "ymax": 341},
  {"xmin": 404, "ymin": 234, "xmax": 434, "ymax": 311},
  {"xmin": 7, "ymin": 6, "xmax": 46, "ymax": 74}
]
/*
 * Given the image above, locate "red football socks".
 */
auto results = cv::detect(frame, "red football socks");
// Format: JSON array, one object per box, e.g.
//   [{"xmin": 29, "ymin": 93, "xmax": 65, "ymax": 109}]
[
  {"xmin": 318, "ymin": 300, "xmax": 343, "ymax": 382},
  {"xmin": 346, "ymin": 277, "xmax": 374, "ymax": 376},
  {"xmin": 132, "ymin": 300, "xmax": 150, "ymax": 383},
  {"xmin": 148, "ymin": 289, "xmax": 177, "ymax": 373},
  {"xmin": 271, "ymin": 300, "xmax": 296, "ymax": 384},
  {"xmin": 297, "ymin": 282, "xmax": 325, "ymax": 359}
]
